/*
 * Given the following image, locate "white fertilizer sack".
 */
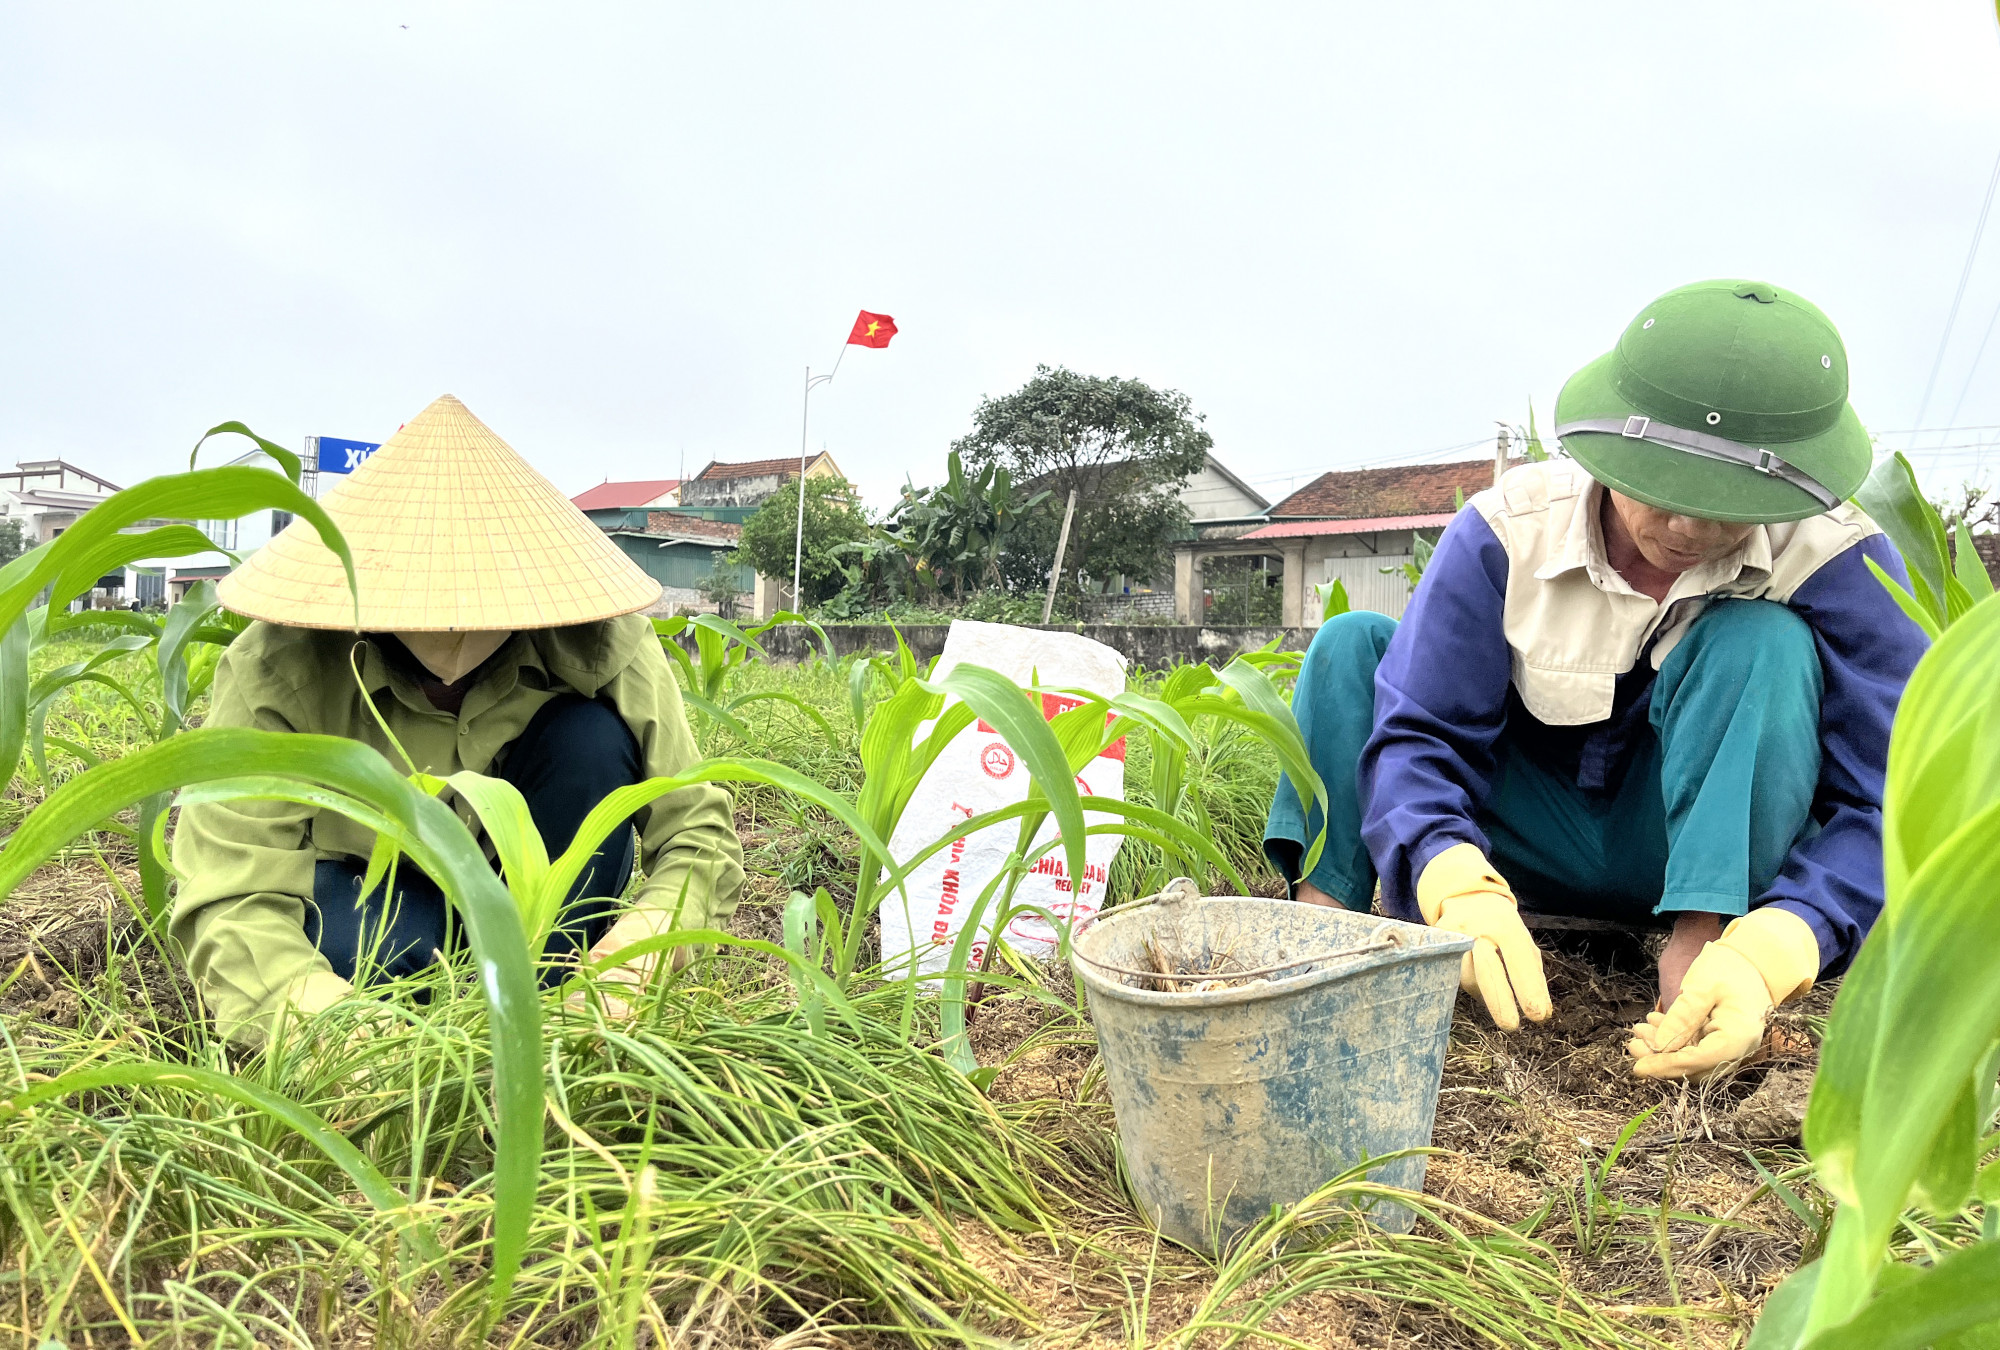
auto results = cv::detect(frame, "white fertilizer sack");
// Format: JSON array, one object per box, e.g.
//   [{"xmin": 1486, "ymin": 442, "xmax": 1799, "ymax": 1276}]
[{"xmin": 879, "ymin": 621, "xmax": 1129, "ymax": 977}]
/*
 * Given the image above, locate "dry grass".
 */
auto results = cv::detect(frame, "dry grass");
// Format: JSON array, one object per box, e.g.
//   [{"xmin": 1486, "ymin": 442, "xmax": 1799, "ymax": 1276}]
[
  {"xmin": 955, "ymin": 928, "xmax": 1829, "ymax": 1348},
  {"xmin": 0, "ymin": 829, "xmax": 1829, "ymax": 1348}
]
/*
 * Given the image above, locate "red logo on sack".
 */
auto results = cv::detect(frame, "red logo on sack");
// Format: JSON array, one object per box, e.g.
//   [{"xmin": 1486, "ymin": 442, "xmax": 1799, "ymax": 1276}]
[
  {"xmin": 980, "ymin": 742, "xmax": 1016, "ymax": 778},
  {"xmin": 976, "ymin": 693, "xmax": 1127, "ymax": 761}
]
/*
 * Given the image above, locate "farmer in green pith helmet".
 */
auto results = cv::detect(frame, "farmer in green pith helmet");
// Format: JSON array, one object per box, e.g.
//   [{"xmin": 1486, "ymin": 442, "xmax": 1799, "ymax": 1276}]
[{"xmin": 1265, "ymin": 280, "xmax": 1926, "ymax": 1080}]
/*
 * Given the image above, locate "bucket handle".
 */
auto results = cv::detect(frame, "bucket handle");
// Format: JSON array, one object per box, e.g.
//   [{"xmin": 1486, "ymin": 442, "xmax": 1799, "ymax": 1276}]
[
  {"xmin": 1072, "ymin": 880, "xmax": 1405, "ymax": 985},
  {"xmin": 1070, "ymin": 932, "xmax": 1403, "ymax": 986}
]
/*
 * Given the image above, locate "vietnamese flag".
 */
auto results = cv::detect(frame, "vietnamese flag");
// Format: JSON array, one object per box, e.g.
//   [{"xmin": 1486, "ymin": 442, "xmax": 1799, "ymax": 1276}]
[{"xmin": 847, "ymin": 310, "xmax": 898, "ymax": 348}]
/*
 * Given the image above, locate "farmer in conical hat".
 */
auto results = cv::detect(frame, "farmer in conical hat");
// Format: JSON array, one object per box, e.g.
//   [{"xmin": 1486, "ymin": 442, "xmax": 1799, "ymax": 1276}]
[
  {"xmin": 1265, "ymin": 281, "xmax": 1926, "ymax": 1079},
  {"xmin": 173, "ymin": 395, "xmax": 744, "ymax": 1045}
]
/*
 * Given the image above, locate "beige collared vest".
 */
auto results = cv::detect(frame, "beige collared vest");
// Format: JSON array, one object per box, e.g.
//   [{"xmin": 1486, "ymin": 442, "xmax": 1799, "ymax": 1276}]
[{"xmin": 1470, "ymin": 461, "xmax": 1881, "ymax": 727}]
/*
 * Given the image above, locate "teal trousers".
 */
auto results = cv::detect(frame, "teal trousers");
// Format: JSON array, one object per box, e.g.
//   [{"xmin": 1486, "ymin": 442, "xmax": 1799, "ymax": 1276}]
[{"xmin": 1266, "ymin": 601, "xmax": 1823, "ymax": 922}]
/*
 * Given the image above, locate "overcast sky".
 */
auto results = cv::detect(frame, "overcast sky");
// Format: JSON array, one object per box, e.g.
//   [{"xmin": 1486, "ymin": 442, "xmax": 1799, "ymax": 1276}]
[{"xmin": 4, "ymin": 2, "xmax": 1999, "ymax": 510}]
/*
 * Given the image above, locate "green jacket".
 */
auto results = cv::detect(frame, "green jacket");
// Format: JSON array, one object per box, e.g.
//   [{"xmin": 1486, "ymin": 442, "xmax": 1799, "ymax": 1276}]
[{"xmin": 170, "ymin": 616, "xmax": 744, "ymax": 1043}]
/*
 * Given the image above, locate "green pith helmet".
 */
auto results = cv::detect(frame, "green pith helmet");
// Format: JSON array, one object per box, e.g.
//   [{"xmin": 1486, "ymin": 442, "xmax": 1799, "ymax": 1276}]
[{"xmin": 1554, "ymin": 279, "xmax": 1872, "ymax": 523}]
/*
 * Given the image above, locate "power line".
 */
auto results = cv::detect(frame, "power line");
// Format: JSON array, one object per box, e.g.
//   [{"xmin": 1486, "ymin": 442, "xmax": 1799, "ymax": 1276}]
[
  {"xmin": 1945, "ymin": 292, "xmax": 2000, "ymax": 432},
  {"xmin": 1914, "ymin": 145, "xmax": 2000, "ymax": 431}
]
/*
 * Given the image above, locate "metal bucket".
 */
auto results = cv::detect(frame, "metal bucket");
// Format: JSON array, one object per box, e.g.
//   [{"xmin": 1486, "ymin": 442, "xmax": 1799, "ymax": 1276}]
[{"xmin": 1072, "ymin": 896, "xmax": 1472, "ymax": 1252}]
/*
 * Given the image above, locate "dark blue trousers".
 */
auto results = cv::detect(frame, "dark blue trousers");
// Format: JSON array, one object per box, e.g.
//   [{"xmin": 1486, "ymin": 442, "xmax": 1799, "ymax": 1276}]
[{"xmin": 305, "ymin": 694, "xmax": 645, "ymax": 987}]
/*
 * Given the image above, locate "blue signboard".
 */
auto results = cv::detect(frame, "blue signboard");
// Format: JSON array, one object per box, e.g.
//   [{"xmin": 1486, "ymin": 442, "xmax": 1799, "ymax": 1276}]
[{"xmin": 316, "ymin": 436, "xmax": 381, "ymax": 474}]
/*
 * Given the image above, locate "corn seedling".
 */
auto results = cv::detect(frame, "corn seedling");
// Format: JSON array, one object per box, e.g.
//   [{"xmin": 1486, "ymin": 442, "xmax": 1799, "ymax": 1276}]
[
  {"xmin": 1563, "ymin": 1104, "xmax": 1662, "ymax": 1262},
  {"xmin": 1746, "ymin": 550, "xmax": 2000, "ymax": 1345}
]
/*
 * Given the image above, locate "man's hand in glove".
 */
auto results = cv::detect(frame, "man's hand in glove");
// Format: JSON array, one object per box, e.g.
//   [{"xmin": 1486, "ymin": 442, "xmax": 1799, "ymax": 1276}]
[
  {"xmin": 1627, "ymin": 907, "xmax": 1819, "ymax": 1080},
  {"xmin": 1417, "ymin": 842, "xmax": 1552, "ymax": 1032}
]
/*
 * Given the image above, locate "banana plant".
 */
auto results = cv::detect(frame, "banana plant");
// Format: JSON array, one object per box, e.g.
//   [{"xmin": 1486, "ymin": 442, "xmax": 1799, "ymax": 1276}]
[{"xmin": 1748, "ymin": 587, "xmax": 2000, "ymax": 1348}]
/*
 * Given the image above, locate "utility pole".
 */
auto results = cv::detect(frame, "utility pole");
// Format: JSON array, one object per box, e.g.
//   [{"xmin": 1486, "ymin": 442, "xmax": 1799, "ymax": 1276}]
[
  {"xmin": 1042, "ymin": 489, "xmax": 1078, "ymax": 625},
  {"xmin": 1493, "ymin": 423, "xmax": 1513, "ymax": 489}
]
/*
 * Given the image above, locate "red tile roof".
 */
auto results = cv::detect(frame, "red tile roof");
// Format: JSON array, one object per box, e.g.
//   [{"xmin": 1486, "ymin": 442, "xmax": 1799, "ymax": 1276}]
[
  {"xmin": 694, "ymin": 452, "xmax": 833, "ymax": 481},
  {"xmin": 641, "ymin": 511, "xmax": 741, "ymax": 542},
  {"xmin": 1267, "ymin": 459, "xmax": 1508, "ymax": 520},
  {"xmin": 571, "ymin": 478, "xmax": 680, "ymax": 510},
  {"xmin": 1242, "ymin": 513, "xmax": 1457, "ymax": 539}
]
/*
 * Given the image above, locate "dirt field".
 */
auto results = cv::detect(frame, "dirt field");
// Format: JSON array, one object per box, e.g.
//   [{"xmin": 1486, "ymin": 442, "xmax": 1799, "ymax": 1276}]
[{"xmin": 2, "ymin": 849, "xmax": 1823, "ymax": 1348}]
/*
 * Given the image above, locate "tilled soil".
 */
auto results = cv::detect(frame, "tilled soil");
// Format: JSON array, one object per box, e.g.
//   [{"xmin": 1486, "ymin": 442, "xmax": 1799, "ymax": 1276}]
[
  {"xmin": 4, "ymin": 845, "xmax": 1824, "ymax": 1348},
  {"xmin": 963, "ymin": 929, "xmax": 1826, "ymax": 1347}
]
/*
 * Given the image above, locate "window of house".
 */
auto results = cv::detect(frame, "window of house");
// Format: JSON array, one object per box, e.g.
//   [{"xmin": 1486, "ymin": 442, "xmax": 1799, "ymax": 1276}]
[
  {"xmin": 270, "ymin": 510, "xmax": 294, "ymax": 536},
  {"xmin": 201, "ymin": 518, "xmax": 239, "ymax": 551}
]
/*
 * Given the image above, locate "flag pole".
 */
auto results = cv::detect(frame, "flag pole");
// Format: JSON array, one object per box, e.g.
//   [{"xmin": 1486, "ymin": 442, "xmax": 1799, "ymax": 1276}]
[{"xmin": 793, "ymin": 353, "xmax": 844, "ymax": 609}]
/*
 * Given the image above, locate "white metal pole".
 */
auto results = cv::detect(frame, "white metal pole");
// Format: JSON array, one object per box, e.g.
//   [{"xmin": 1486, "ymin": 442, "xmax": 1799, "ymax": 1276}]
[
  {"xmin": 793, "ymin": 365, "xmax": 811, "ymax": 609},
  {"xmin": 790, "ymin": 346, "xmax": 853, "ymax": 611}
]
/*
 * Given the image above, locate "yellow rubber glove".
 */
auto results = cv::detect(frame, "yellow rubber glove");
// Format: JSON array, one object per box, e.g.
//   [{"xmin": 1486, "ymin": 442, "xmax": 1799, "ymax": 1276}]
[
  {"xmin": 573, "ymin": 906, "xmax": 692, "ymax": 1019},
  {"xmin": 1627, "ymin": 907, "xmax": 1819, "ymax": 1080},
  {"xmin": 1417, "ymin": 842, "xmax": 1552, "ymax": 1032},
  {"xmin": 284, "ymin": 969, "xmax": 357, "ymax": 1018}
]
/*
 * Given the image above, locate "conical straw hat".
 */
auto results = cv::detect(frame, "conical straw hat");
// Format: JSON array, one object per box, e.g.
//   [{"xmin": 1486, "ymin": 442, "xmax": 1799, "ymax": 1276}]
[{"xmin": 218, "ymin": 395, "xmax": 663, "ymax": 631}]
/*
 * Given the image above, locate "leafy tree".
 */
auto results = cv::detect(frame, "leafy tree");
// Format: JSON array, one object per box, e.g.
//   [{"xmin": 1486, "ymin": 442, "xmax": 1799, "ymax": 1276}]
[
  {"xmin": 952, "ymin": 366, "xmax": 1212, "ymax": 599},
  {"xmin": 731, "ymin": 476, "xmax": 871, "ymax": 607},
  {"xmin": 0, "ymin": 519, "xmax": 23, "ymax": 570}
]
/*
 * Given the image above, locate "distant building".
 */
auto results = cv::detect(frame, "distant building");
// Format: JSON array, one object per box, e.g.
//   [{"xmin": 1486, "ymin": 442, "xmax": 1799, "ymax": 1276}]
[
  {"xmin": 677, "ymin": 452, "xmax": 845, "ymax": 519},
  {"xmin": 0, "ymin": 459, "xmax": 126, "ymax": 544},
  {"xmin": 1171, "ymin": 457, "xmax": 1509, "ymax": 626},
  {"xmin": 1062, "ymin": 454, "xmax": 1268, "ymax": 618},
  {"xmin": 601, "ymin": 511, "xmax": 754, "ymax": 616},
  {"xmin": 0, "ymin": 459, "xmax": 194, "ymax": 609},
  {"xmin": 571, "ymin": 478, "xmax": 683, "ymax": 530}
]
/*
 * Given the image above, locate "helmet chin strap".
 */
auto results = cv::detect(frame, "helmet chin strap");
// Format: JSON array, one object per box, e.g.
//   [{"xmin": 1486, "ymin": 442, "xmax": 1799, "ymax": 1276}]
[
  {"xmin": 395, "ymin": 630, "xmax": 513, "ymax": 684},
  {"xmin": 1556, "ymin": 415, "xmax": 1840, "ymax": 511}
]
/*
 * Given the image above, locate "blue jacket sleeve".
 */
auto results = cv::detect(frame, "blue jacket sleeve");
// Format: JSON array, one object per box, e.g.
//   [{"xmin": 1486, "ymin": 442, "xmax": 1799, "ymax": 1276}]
[
  {"xmin": 1359, "ymin": 507, "xmax": 1515, "ymax": 920},
  {"xmin": 1770, "ymin": 535, "xmax": 1927, "ymax": 973}
]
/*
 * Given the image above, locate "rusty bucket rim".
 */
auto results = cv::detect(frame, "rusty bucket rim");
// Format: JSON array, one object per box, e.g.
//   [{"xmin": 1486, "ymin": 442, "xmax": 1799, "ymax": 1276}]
[{"xmin": 1069, "ymin": 896, "xmax": 1473, "ymax": 1011}]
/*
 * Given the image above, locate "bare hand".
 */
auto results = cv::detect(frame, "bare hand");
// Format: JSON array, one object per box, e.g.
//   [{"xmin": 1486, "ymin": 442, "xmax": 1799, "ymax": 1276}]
[{"xmin": 1657, "ymin": 911, "xmax": 1723, "ymax": 1011}]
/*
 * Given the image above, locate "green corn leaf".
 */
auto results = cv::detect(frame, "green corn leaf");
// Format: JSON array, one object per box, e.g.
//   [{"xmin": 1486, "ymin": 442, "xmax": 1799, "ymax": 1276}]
[
  {"xmin": 541, "ymin": 758, "xmax": 899, "ymax": 915},
  {"xmin": 44, "ymin": 606, "xmax": 161, "ymax": 641},
  {"xmin": 1856, "ymin": 453, "xmax": 1952, "ymax": 618},
  {"xmin": 922, "ymin": 663, "xmax": 1089, "ymax": 916},
  {"xmin": 136, "ymin": 793, "xmax": 172, "ymax": 927},
  {"xmin": 1746, "ymin": 1260, "xmax": 1821, "ymax": 1350},
  {"xmin": 1804, "ymin": 594, "xmax": 2000, "ymax": 1330},
  {"xmin": 1801, "ymin": 1240, "xmax": 2000, "ymax": 1350},
  {"xmin": 725, "ymin": 689, "xmax": 839, "ymax": 749},
  {"xmin": 783, "ymin": 888, "xmax": 826, "ymax": 1035},
  {"xmin": 1, "ymin": 612, "xmax": 37, "ymax": 790},
  {"xmin": 0, "ymin": 727, "xmax": 539, "ymax": 1314},
  {"xmin": 0, "ymin": 1061, "xmax": 440, "ymax": 1260},
  {"xmin": 1866, "ymin": 556, "xmax": 1943, "ymax": 642},
  {"xmin": 446, "ymin": 771, "xmax": 554, "ymax": 949},
  {"xmin": 1189, "ymin": 662, "xmax": 1331, "ymax": 876},
  {"xmin": 190, "ymin": 420, "xmax": 304, "ymax": 485},
  {"xmin": 1321, "ymin": 577, "xmax": 1351, "ymax": 622},
  {"xmin": 1953, "ymin": 519, "xmax": 1996, "ymax": 601},
  {"xmin": 847, "ymin": 654, "xmax": 875, "ymax": 730},
  {"xmin": 158, "ymin": 579, "xmax": 222, "ymax": 732},
  {"xmin": 1910, "ymin": 1071, "xmax": 1982, "ymax": 1216},
  {"xmin": 50, "ymin": 524, "xmax": 223, "ymax": 613}
]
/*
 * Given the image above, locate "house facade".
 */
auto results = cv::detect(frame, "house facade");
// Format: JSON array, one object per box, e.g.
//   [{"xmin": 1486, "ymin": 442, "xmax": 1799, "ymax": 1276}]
[
  {"xmin": 677, "ymin": 452, "xmax": 844, "ymax": 518},
  {"xmin": 0, "ymin": 459, "xmax": 200, "ymax": 609},
  {"xmin": 1171, "ymin": 457, "xmax": 1509, "ymax": 626}
]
